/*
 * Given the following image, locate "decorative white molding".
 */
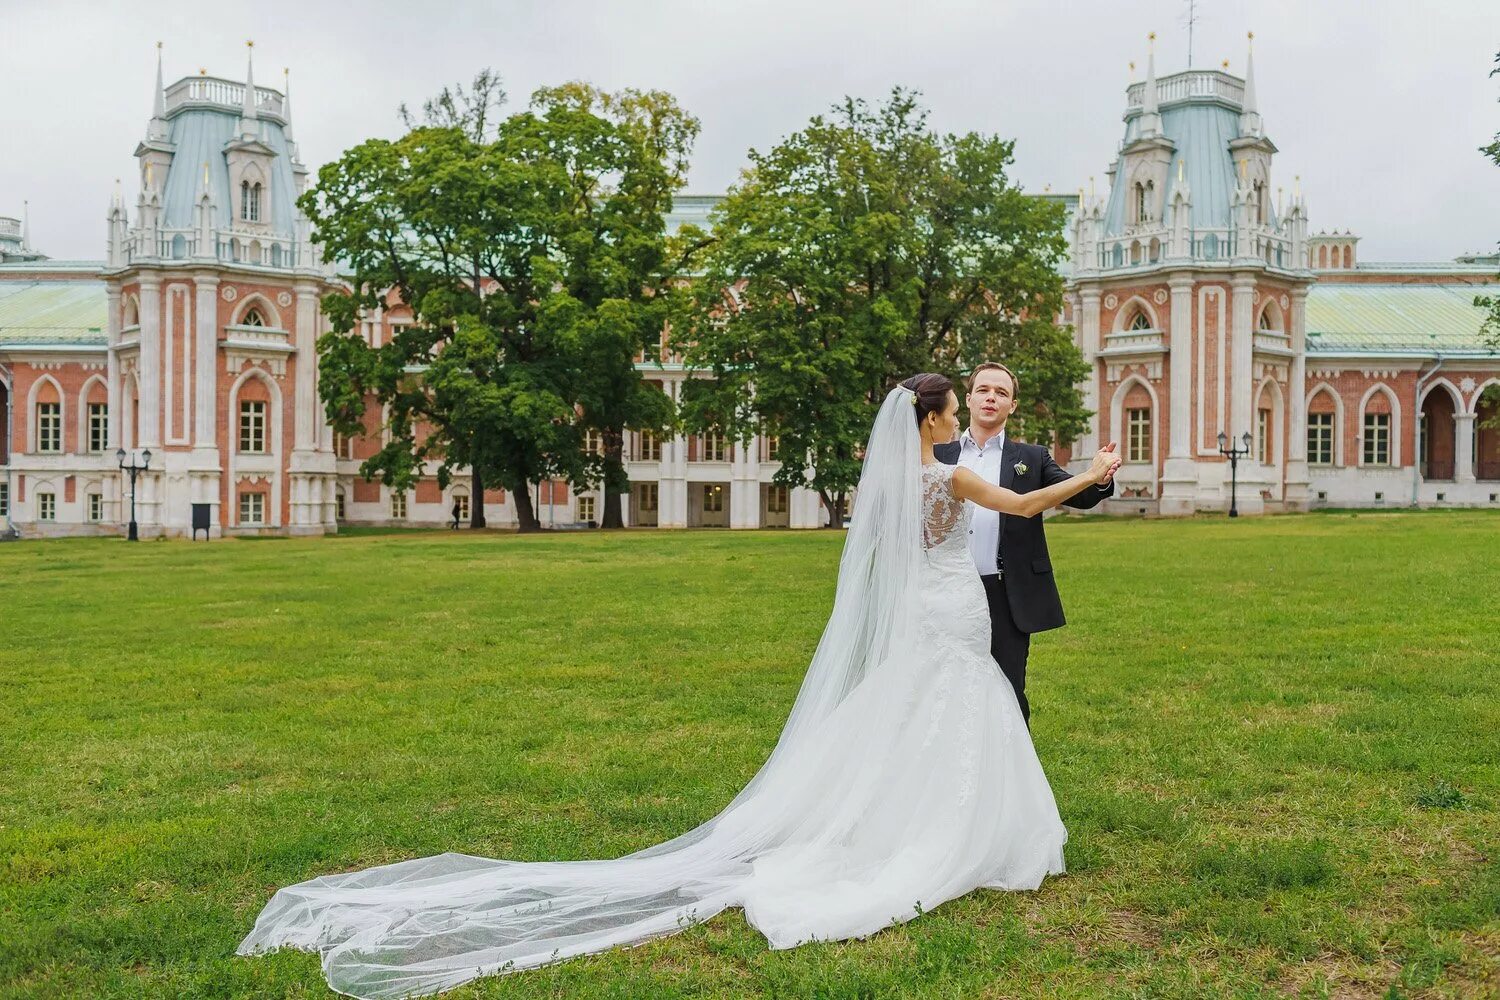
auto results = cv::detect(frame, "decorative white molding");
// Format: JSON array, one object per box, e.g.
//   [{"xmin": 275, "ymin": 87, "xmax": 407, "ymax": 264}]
[{"xmin": 221, "ymin": 285, "xmax": 238, "ymax": 301}]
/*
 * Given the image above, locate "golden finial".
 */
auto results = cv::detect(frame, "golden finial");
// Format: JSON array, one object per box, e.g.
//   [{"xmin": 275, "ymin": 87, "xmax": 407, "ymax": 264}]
[
  {"xmin": 156, "ymin": 40, "xmax": 162, "ymax": 50},
  {"xmin": 1089, "ymin": 176, "xmax": 1096, "ymax": 199},
  {"xmin": 199, "ymin": 67, "xmax": 207, "ymax": 75},
  {"xmin": 1148, "ymin": 31, "xmax": 1156, "ymax": 43},
  {"xmin": 1221, "ymin": 59, "xmax": 1230, "ymax": 70},
  {"xmin": 246, "ymin": 39, "xmax": 254, "ymax": 49},
  {"xmin": 1129, "ymin": 60, "xmax": 1136, "ymax": 78},
  {"xmin": 1248, "ymin": 31, "xmax": 1255, "ymax": 42}
]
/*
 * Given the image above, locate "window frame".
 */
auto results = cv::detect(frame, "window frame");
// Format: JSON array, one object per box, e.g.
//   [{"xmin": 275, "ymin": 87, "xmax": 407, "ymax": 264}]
[
  {"xmin": 702, "ymin": 483, "xmax": 725, "ymax": 513},
  {"xmin": 38, "ymin": 491, "xmax": 57, "ymax": 521},
  {"xmin": 37, "ymin": 401, "xmax": 62, "ymax": 454},
  {"xmin": 87, "ymin": 402, "xmax": 109, "ymax": 453},
  {"xmin": 1362, "ymin": 412, "xmax": 1391, "ymax": 466},
  {"xmin": 239, "ymin": 400, "xmax": 267, "ymax": 454},
  {"xmin": 1125, "ymin": 407, "xmax": 1152, "ymax": 463},
  {"xmin": 577, "ymin": 495, "xmax": 596, "ymax": 522},
  {"xmin": 1307, "ymin": 412, "xmax": 1334, "ymax": 466},
  {"xmin": 390, "ymin": 490, "xmax": 407, "ymax": 519}
]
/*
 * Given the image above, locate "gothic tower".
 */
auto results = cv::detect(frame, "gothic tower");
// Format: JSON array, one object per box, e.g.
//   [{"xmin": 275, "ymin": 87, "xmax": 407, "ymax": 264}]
[
  {"xmin": 1068, "ymin": 33, "xmax": 1314, "ymax": 515},
  {"xmin": 103, "ymin": 43, "xmax": 337, "ymax": 536}
]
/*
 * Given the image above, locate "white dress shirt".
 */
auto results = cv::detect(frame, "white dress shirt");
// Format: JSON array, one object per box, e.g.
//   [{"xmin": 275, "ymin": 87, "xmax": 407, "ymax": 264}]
[{"xmin": 957, "ymin": 428, "xmax": 1006, "ymax": 576}]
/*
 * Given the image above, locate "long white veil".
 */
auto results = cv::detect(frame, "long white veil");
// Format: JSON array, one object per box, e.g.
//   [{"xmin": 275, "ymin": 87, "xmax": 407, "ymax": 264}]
[{"xmin": 239, "ymin": 386, "xmax": 924, "ymax": 999}]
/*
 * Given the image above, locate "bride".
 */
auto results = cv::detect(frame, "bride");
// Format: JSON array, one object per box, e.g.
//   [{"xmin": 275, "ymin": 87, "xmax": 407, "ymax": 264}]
[{"xmin": 239, "ymin": 373, "xmax": 1122, "ymax": 999}]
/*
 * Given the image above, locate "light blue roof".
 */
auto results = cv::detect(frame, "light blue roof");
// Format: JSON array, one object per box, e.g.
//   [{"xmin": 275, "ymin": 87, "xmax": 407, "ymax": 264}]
[
  {"xmin": 1103, "ymin": 102, "xmax": 1266, "ymax": 236},
  {"xmin": 159, "ymin": 109, "xmax": 299, "ymax": 235}
]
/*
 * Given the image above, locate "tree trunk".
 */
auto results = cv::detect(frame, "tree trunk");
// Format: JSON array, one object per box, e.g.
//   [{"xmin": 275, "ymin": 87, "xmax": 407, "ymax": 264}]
[
  {"xmin": 470, "ymin": 468, "xmax": 487, "ymax": 530},
  {"xmin": 513, "ymin": 482, "xmax": 542, "ymax": 533},
  {"xmin": 601, "ymin": 428, "xmax": 626, "ymax": 529}
]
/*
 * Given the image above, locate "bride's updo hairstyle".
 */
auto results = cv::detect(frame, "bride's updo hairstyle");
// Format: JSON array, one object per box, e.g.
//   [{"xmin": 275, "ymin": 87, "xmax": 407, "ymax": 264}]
[{"xmin": 900, "ymin": 373, "xmax": 953, "ymax": 428}]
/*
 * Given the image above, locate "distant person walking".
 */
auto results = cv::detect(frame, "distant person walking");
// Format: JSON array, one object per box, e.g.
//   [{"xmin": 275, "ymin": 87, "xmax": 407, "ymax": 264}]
[{"xmin": 450, "ymin": 501, "xmax": 462, "ymax": 530}]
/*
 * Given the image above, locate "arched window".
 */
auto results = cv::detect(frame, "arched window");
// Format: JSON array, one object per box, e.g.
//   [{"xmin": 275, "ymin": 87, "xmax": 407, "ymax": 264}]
[
  {"xmin": 1134, "ymin": 183, "xmax": 1149, "ymax": 224},
  {"xmin": 1318, "ymin": 245, "xmax": 1329, "ymax": 269},
  {"xmin": 1342, "ymin": 245, "xmax": 1352, "ymax": 268},
  {"xmin": 1259, "ymin": 309, "xmax": 1274, "ymax": 331},
  {"xmin": 242, "ymin": 307, "xmax": 266, "ymax": 327},
  {"xmin": 1129, "ymin": 310, "xmax": 1152, "ymax": 332},
  {"xmin": 124, "ymin": 296, "xmax": 139, "ymax": 328},
  {"xmin": 240, "ymin": 180, "xmax": 262, "ymax": 222}
]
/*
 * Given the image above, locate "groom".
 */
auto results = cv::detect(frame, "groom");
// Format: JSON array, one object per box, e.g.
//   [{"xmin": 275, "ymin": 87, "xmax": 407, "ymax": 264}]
[{"xmin": 933, "ymin": 362, "xmax": 1114, "ymax": 725}]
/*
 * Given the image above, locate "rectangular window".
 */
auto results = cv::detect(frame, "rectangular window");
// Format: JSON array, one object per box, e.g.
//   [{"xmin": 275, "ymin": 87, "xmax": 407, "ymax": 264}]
[
  {"xmin": 37, "ymin": 402, "xmax": 62, "ymax": 453},
  {"xmin": 763, "ymin": 435, "xmax": 780, "ymax": 461},
  {"xmin": 88, "ymin": 403, "xmax": 109, "ymax": 453},
  {"xmin": 639, "ymin": 482, "xmax": 658, "ymax": 512},
  {"xmin": 1257, "ymin": 409, "xmax": 1272, "ymax": 464},
  {"xmin": 1308, "ymin": 413, "xmax": 1334, "ymax": 465},
  {"xmin": 577, "ymin": 495, "xmax": 596, "ymax": 522},
  {"xmin": 454, "ymin": 494, "xmax": 470, "ymax": 522},
  {"xmin": 1363, "ymin": 413, "xmax": 1391, "ymax": 466},
  {"xmin": 38, "ymin": 492, "xmax": 56, "ymax": 521},
  {"xmin": 88, "ymin": 493, "xmax": 103, "ymax": 522},
  {"xmin": 391, "ymin": 491, "xmax": 407, "ymax": 519},
  {"xmin": 333, "ymin": 432, "xmax": 351, "ymax": 460},
  {"xmin": 638, "ymin": 430, "xmax": 661, "ymax": 462},
  {"xmin": 1126, "ymin": 408, "xmax": 1152, "ymax": 463},
  {"xmin": 239, "ymin": 492, "xmax": 265, "ymax": 525},
  {"xmin": 0, "ymin": 482, "xmax": 7, "ymax": 518},
  {"xmin": 703, "ymin": 432, "xmax": 728, "ymax": 463},
  {"xmin": 583, "ymin": 429, "xmax": 603, "ymax": 455},
  {"xmin": 239, "ymin": 401, "xmax": 266, "ymax": 454},
  {"xmin": 703, "ymin": 484, "xmax": 724, "ymax": 513},
  {"xmin": 335, "ymin": 490, "xmax": 346, "ymax": 520},
  {"xmin": 766, "ymin": 484, "xmax": 789, "ymax": 514}
]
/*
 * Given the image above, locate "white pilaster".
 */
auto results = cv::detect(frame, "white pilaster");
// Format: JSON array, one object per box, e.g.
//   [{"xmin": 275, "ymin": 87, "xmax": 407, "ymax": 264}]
[
  {"xmin": 1455, "ymin": 413, "xmax": 1477, "ymax": 484},
  {"xmin": 1076, "ymin": 287, "xmax": 1102, "ymax": 459},
  {"xmin": 136, "ymin": 274, "xmax": 162, "ymax": 448},
  {"xmin": 1159, "ymin": 273, "xmax": 1198, "ymax": 514},
  {"xmin": 1284, "ymin": 287, "xmax": 1311, "ymax": 510}
]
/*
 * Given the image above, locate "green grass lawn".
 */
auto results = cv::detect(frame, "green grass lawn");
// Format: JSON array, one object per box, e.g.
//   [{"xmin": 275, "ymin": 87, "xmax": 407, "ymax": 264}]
[{"xmin": 2, "ymin": 513, "xmax": 1497, "ymax": 999}]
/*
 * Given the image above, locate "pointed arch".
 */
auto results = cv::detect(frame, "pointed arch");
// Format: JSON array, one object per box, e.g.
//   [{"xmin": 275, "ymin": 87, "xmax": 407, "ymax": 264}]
[
  {"xmin": 123, "ymin": 293, "xmax": 140, "ymax": 328},
  {"xmin": 26, "ymin": 373, "xmax": 65, "ymax": 454},
  {"xmin": 1254, "ymin": 376, "xmax": 1285, "ymax": 472},
  {"xmin": 1357, "ymin": 382, "xmax": 1403, "ymax": 467},
  {"xmin": 1111, "ymin": 295, "xmax": 1161, "ymax": 333},
  {"xmin": 1465, "ymin": 376, "xmax": 1500, "ymax": 416},
  {"xmin": 77, "ymin": 374, "xmax": 109, "ymax": 454},
  {"xmin": 1256, "ymin": 298, "xmax": 1285, "ymax": 332},
  {"xmin": 231, "ymin": 293, "xmax": 283, "ymax": 329},
  {"xmin": 1306, "ymin": 382, "xmax": 1344, "ymax": 467},
  {"xmin": 1109, "ymin": 374, "xmax": 1161, "ymax": 493}
]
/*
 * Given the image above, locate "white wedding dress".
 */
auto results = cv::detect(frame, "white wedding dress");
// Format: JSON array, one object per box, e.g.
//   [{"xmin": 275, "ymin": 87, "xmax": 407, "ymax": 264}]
[{"xmin": 239, "ymin": 388, "xmax": 1067, "ymax": 999}]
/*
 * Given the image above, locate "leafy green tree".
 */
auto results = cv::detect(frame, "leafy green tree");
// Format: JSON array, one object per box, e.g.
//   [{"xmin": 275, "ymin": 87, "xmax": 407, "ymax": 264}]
[
  {"xmin": 307, "ymin": 73, "xmax": 697, "ymax": 531},
  {"xmin": 677, "ymin": 89, "xmax": 1086, "ymax": 525}
]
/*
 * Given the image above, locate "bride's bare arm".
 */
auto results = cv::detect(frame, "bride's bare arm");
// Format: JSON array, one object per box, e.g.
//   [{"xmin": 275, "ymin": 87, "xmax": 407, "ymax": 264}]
[{"xmin": 950, "ymin": 447, "xmax": 1120, "ymax": 518}]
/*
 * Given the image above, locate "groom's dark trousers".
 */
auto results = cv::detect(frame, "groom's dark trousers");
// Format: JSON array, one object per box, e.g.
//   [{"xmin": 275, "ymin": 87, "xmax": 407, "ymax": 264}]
[{"xmin": 934, "ymin": 439, "xmax": 1114, "ymax": 726}]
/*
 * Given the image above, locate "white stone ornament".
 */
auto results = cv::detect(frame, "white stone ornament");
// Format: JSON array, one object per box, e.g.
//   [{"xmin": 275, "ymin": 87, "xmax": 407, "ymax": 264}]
[
  {"xmin": 221, "ymin": 286, "xmax": 238, "ymax": 301},
  {"xmin": 1153, "ymin": 288, "xmax": 1168, "ymax": 305},
  {"xmin": 1280, "ymin": 294, "xmax": 1290, "ymax": 309},
  {"xmin": 1104, "ymin": 293, "xmax": 1118, "ymax": 310},
  {"xmin": 277, "ymin": 291, "xmax": 292, "ymax": 307}
]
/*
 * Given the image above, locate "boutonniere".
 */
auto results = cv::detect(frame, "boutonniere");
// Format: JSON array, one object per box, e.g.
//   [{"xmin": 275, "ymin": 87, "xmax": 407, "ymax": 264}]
[{"xmin": 1013, "ymin": 462, "xmax": 1029, "ymax": 476}]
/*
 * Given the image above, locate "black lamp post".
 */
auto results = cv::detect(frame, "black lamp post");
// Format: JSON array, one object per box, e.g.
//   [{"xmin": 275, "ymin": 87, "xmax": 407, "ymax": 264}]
[
  {"xmin": 1217, "ymin": 431, "xmax": 1253, "ymax": 518},
  {"xmin": 116, "ymin": 447, "xmax": 151, "ymax": 541}
]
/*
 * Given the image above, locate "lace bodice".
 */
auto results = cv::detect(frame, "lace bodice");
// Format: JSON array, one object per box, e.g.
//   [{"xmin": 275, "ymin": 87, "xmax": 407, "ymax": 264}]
[{"xmin": 921, "ymin": 463, "xmax": 970, "ymax": 552}]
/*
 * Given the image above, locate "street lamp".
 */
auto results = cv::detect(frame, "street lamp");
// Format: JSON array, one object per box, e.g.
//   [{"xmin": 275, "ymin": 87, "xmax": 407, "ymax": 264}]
[
  {"xmin": 1217, "ymin": 431, "xmax": 1252, "ymax": 518},
  {"xmin": 116, "ymin": 447, "xmax": 151, "ymax": 541}
]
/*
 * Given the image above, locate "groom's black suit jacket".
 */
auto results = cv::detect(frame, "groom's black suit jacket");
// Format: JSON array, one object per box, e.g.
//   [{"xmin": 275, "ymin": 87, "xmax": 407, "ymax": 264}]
[{"xmin": 934, "ymin": 438, "xmax": 1113, "ymax": 634}]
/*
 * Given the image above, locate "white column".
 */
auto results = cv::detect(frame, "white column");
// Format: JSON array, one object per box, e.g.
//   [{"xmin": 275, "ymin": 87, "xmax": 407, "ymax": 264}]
[
  {"xmin": 1228, "ymin": 274, "xmax": 1256, "ymax": 442},
  {"xmin": 1076, "ymin": 287, "xmax": 1102, "ymax": 459},
  {"xmin": 1160, "ymin": 273, "xmax": 1198, "ymax": 514},
  {"xmin": 660, "ymin": 379, "xmax": 688, "ymax": 528},
  {"xmin": 293, "ymin": 284, "xmax": 318, "ymax": 451},
  {"xmin": 105, "ymin": 285, "xmax": 123, "ymax": 522},
  {"xmin": 1284, "ymin": 287, "xmax": 1311, "ymax": 510},
  {"xmin": 192, "ymin": 275, "xmax": 219, "ymax": 446},
  {"xmin": 1455, "ymin": 413, "xmax": 1477, "ymax": 484},
  {"xmin": 137, "ymin": 274, "xmax": 162, "ymax": 448},
  {"xmin": 731, "ymin": 435, "xmax": 761, "ymax": 528}
]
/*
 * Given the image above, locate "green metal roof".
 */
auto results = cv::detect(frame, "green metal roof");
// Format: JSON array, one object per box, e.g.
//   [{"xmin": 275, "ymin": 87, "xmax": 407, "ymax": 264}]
[
  {"xmin": 1305, "ymin": 282, "xmax": 1498, "ymax": 356},
  {"xmin": 0, "ymin": 279, "xmax": 108, "ymax": 347}
]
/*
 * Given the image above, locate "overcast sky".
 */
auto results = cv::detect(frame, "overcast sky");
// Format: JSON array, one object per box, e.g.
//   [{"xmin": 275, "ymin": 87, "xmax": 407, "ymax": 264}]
[{"xmin": 4, "ymin": 0, "xmax": 1496, "ymax": 262}]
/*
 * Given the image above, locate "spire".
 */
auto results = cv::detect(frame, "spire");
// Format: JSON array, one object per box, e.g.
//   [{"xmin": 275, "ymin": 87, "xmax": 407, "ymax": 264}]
[
  {"xmin": 1139, "ymin": 32, "xmax": 1162, "ymax": 138},
  {"xmin": 145, "ymin": 41, "xmax": 171, "ymax": 143},
  {"xmin": 242, "ymin": 40, "xmax": 258, "ymax": 121},
  {"xmin": 153, "ymin": 42, "xmax": 165, "ymax": 119},
  {"xmin": 1239, "ymin": 32, "xmax": 1262, "ymax": 136},
  {"xmin": 282, "ymin": 67, "xmax": 295, "ymax": 142},
  {"xmin": 21, "ymin": 200, "xmax": 29, "ymax": 250}
]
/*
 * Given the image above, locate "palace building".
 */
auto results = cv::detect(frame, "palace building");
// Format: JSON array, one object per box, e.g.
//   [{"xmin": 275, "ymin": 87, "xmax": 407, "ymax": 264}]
[{"xmin": 1, "ymin": 41, "xmax": 1496, "ymax": 537}]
